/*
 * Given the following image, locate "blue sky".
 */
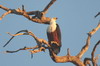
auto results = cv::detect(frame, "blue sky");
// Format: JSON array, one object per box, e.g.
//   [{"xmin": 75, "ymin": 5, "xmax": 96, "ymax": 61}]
[{"xmin": 0, "ymin": 0, "xmax": 100, "ymax": 66}]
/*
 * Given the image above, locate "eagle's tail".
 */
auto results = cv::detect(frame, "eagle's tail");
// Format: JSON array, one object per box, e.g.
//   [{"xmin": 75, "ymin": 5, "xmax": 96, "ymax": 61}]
[{"xmin": 51, "ymin": 41, "xmax": 61, "ymax": 55}]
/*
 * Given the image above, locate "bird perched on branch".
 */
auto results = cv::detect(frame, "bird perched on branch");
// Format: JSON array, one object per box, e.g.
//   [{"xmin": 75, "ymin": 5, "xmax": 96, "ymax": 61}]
[{"xmin": 47, "ymin": 17, "xmax": 61, "ymax": 55}]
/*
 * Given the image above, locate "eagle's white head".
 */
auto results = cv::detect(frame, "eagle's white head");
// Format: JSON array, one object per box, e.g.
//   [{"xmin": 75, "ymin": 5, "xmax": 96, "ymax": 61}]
[
  {"xmin": 50, "ymin": 17, "xmax": 58, "ymax": 25},
  {"xmin": 47, "ymin": 17, "xmax": 58, "ymax": 32}
]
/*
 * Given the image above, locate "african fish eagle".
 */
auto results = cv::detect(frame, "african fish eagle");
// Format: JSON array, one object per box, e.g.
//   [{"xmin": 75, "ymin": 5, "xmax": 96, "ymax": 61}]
[{"xmin": 47, "ymin": 17, "xmax": 61, "ymax": 55}]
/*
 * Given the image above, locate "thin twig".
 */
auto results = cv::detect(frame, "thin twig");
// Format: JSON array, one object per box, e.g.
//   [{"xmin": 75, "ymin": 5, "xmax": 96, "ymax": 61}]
[
  {"xmin": 3, "ymin": 30, "xmax": 29, "ymax": 47},
  {"xmin": 95, "ymin": 12, "xmax": 100, "ymax": 18},
  {"xmin": 4, "ymin": 46, "xmax": 39, "ymax": 53},
  {"xmin": 43, "ymin": 0, "xmax": 56, "ymax": 14},
  {"xmin": 91, "ymin": 40, "xmax": 100, "ymax": 66},
  {"xmin": 0, "ymin": 10, "xmax": 12, "ymax": 20}
]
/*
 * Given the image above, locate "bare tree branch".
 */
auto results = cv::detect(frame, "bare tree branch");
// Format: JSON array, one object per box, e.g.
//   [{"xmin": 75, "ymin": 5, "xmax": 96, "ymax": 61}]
[
  {"xmin": 84, "ymin": 58, "xmax": 91, "ymax": 66},
  {"xmin": 76, "ymin": 22, "xmax": 100, "ymax": 59},
  {"xmin": 0, "ymin": 6, "xmax": 51, "ymax": 24},
  {"xmin": 43, "ymin": 0, "xmax": 56, "ymax": 14},
  {"xmin": 48, "ymin": 48, "xmax": 85, "ymax": 65},
  {"xmin": 0, "ymin": 0, "xmax": 57, "ymax": 24},
  {"xmin": 3, "ymin": 30, "xmax": 48, "ymax": 55},
  {"xmin": 0, "ymin": 10, "xmax": 12, "ymax": 20},
  {"xmin": 91, "ymin": 40, "xmax": 100, "ymax": 66},
  {"xmin": 0, "ymin": 5, "xmax": 9, "ymax": 11},
  {"xmin": 88, "ymin": 22, "xmax": 100, "ymax": 36},
  {"xmin": 4, "ymin": 46, "xmax": 37, "ymax": 53},
  {"xmin": 3, "ymin": 30, "xmax": 29, "ymax": 47},
  {"xmin": 83, "ymin": 40, "xmax": 100, "ymax": 66},
  {"xmin": 4, "ymin": 30, "xmax": 50, "ymax": 47},
  {"xmin": 77, "ymin": 36, "xmax": 91, "ymax": 59}
]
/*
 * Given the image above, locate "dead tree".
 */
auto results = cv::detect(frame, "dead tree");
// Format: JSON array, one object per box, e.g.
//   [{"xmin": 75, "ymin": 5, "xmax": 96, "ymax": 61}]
[{"xmin": 0, "ymin": 0, "xmax": 100, "ymax": 66}]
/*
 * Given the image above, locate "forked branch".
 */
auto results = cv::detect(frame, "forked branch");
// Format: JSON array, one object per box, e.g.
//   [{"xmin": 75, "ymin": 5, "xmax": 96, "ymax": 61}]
[
  {"xmin": 77, "ymin": 22, "xmax": 100, "ymax": 59},
  {"xmin": 91, "ymin": 40, "xmax": 100, "ymax": 66},
  {"xmin": 0, "ymin": 0, "xmax": 57, "ymax": 24},
  {"xmin": 3, "ymin": 30, "xmax": 49, "ymax": 54},
  {"xmin": 83, "ymin": 40, "xmax": 100, "ymax": 66}
]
